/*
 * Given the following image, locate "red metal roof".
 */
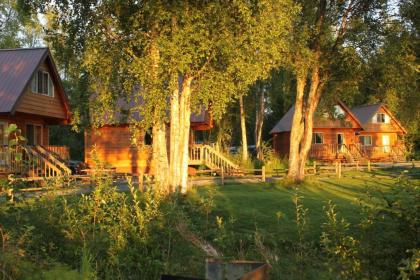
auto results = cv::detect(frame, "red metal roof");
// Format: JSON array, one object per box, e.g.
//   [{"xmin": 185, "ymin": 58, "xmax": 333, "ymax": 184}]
[{"xmin": 0, "ymin": 48, "xmax": 49, "ymax": 113}]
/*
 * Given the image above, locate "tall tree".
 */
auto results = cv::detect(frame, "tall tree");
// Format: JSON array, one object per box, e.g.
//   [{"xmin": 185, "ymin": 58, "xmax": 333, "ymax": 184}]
[
  {"xmin": 286, "ymin": 0, "xmax": 387, "ymax": 181},
  {"xmin": 26, "ymin": 0, "xmax": 298, "ymax": 192}
]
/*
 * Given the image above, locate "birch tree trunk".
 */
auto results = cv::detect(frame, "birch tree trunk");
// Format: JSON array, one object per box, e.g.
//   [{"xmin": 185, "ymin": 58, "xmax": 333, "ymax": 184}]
[
  {"xmin": 297, "ymin": 62, "xmax": 324, "ymax": 180},
  {"xmin": 179, "ymin": 77, "xmax": 192, "ymax": 193},
  {"xmin": 169, "ymin": 86, "xmax": 180, "ymax": 191},
  {"xmin": 168, "ymin": 74, "xmax": 192, "ymax": 193},
  {"xmin": 152, "ymin": 121, "xmax": 169, "ymax": 188},
  {"xmin": 255, "ymin": 85, "xmax": 265, "ymax": 160},
  {"xmin": 149, "ymin": 30, "xmax": 169, "ymax": 189},
  {"xmin": 287, "ymin": 72, "xmax": 306, "ymax": 179},
  {"xmin": 239, "ymin": 95, "xmax": 249, "ymax": 162}
]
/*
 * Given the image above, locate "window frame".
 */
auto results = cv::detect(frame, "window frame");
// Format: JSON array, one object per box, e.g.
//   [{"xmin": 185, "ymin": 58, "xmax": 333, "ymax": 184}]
[
  {"xmin": 376, "ymin": 113, "xmax": 386, "ymax": 123},
  {"xmin": 31, "ymin": 70, "xmax": 54, "ymax": 97},
  {"xmin": 359, "ymin": 135, "xmax": 372, "ymax": 146},
  {"xmin": 312, "ymin": 132, "xmax": 324, "ymax": 144}
]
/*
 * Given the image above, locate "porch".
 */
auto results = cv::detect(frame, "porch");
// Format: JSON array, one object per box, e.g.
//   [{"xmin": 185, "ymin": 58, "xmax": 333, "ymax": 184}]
[
  {"xmin": 309, "ymin": 143, "xmax": 406, "ymax": 162},
  {"xmin": 0, "ymin": 145, "xmax": 71, "ymax": 178}
]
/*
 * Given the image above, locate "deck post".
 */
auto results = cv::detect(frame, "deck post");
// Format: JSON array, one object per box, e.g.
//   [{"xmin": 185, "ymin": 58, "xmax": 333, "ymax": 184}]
[
  {"xmin": 338, "ymin": 162, "xmax": 342, "ymax": 179},
  {"xmin": 368, "ymin": 160, "xmax": 371, "ymax": 172},
  {"xmin": 262, "ymin": 166, "xmax": 266, "ymax": 182},
  {"xmin": 335, "ymin": 161, "xmax": 338, "ymax": 174},
  {"xmin": 356, "ymin": 161, "xmax": 359, "ymax": 171},
  {"xmin": 313, "ymin": 161, "xmax": 316, "ymax": 174}
]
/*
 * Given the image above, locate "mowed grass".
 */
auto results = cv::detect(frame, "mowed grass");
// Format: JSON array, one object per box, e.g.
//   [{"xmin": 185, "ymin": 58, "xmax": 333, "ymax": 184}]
[{"xmin": 190, "ymin": 170, "xmax": 418, "ymax": 242}]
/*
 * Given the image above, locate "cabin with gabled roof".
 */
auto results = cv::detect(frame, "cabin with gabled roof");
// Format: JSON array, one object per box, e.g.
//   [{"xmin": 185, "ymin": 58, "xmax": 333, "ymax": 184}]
[
  {"xmin": 270, "ymin": 100, "xmax": 407, "ymax": 162},
  {"xmin": 0, "ymin": 47, "xmax": 72, "ymax": 177}
]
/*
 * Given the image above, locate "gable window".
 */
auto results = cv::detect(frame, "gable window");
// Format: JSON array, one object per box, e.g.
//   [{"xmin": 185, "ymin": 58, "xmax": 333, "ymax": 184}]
[
  {"xmin": 376, "ymin": 113, "xmax": 387, "ymax": 123},
  {"xmin": 312, "ymin": 133, "xmax": 324, "ymax": 144},
  {"xmin": 333, "ymin": 105, "xmax": 345, "ymax": 118},
  {"xmin": 31, "ymin": 70, "xmax": 54, "ymax": 97},
  {"xmin": 359, "ymin": 135, "xmax": 372, "ymax": 146}
]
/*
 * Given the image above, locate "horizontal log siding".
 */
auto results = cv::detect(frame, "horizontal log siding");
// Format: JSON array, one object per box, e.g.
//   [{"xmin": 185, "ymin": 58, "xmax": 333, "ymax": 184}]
[
  {"xmin": 15, "ymin": 61, "xmax": 67, "ymax": 119},
  {"xmin": 84, "ymin": 126, "xmax": 153, "ymax": 174}
]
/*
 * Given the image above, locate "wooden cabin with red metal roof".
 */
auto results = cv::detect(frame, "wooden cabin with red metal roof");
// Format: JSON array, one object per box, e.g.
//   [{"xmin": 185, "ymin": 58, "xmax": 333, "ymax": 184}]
[
  {"xmin": 270, "ymin": 100, "xmax": 407, "ymax": 162},
  {"xmin": 84, "ymin": 108, "xmax": 215, "ymax": 174},
  {"xmin": 0, "ymin": 48, "xmax": 72, "ymax": 177}
]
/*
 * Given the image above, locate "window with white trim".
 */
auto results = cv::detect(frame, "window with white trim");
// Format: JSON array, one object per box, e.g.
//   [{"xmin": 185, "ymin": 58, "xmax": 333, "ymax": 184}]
[
  {"xmin": 31, "ymin": 70, "xmax": 54, "ymax": 97},
  {"xmin": 312, "ymin": 133, "xmax": 324, "ymax": 144},
  {"xmin": 359, "ymin": 135, "xmax": 372, "ymax": 146},
  {"xmin": 376, "ymin": 113, "xmax": 388, "ymax": 123}
]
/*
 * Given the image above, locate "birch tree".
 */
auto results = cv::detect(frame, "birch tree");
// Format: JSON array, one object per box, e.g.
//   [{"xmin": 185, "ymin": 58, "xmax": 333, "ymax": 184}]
[
  {"xmin": 286, "ymin": 0, "xmax": 387, "ymax": 181},
  {"xmin": 27, "ymin": 0, "xmax": 298, "ymax": 192}
]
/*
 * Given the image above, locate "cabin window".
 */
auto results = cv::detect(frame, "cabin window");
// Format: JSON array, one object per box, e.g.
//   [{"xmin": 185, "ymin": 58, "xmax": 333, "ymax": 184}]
[
  {"xmin": 359, "ymin": 135, "xmax": 372, "ymax": 146},
  {"xmin": 333, "ymin": 105, "xmax": 345, "ymax": 118},
  {"xmin": 31, "ymin": 70, "xmax": 54, "ymax": 97},
  {"xmin": 312, "ymin": 133, "xmax": 324, "ymax": 144},
  {"xmin": 376, "ymin": 113, "xmax": 388, "ymax": 123}
]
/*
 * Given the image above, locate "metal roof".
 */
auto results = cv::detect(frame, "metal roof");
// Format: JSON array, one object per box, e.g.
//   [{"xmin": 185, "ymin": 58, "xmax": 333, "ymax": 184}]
[
  {"xmin": 0, "ymin": 48, "xmax": 48, "ymax": 113},
  {"xmin": 269, "ymin": 105, "xmax": 295, "ymax": 134},
  {"xmin": 351, "ymin": 104, "xmax": 382, "ymax": 125}
]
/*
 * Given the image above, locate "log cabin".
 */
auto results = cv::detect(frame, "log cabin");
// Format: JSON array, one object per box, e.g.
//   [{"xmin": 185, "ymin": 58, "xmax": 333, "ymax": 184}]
[
  {"xmin": 270, "ymin": 100, "xmax": 407, "ymax": 162},
  {"xmin": 0, "ymin": 47, "xmax": 71, "ymax": 177},
  {"xmin": 85, "ymin": 106, "xmax": 240, "ymax": 175}
]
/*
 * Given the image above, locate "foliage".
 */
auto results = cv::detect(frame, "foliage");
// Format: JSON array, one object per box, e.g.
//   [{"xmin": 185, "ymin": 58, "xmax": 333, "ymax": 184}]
[
  {"xmin": 1, "ymin": 167, "xmax": 419, "ymax": 279},
  {"xmin": 320, "ymin": 201, "xmax": 361, "ymax": 279}
]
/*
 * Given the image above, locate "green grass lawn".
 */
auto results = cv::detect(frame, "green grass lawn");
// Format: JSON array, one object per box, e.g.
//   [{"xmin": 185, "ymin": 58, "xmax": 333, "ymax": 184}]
[{"xmin": 189, "ymin": 170, "xmax": 415, "ymax": 242}]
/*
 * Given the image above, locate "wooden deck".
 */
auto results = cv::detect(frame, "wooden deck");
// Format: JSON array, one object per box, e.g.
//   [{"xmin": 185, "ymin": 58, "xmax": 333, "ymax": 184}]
[{"xmin": 309, "ymin": 143, "xmax": 406, "ymax": 162}]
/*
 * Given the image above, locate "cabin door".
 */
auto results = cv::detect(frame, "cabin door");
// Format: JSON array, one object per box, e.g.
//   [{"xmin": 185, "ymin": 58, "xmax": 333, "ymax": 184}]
[
  {"xmin": 337, "ymin": 133, "xmax": 344, "ymax": 152},
  {"xmin": 26, "ymin": 124, "xmax": 43, "ymax": 146},
  {"xmin": 382, "ymin": 135, "xmax": 390, "ymax": 153}
]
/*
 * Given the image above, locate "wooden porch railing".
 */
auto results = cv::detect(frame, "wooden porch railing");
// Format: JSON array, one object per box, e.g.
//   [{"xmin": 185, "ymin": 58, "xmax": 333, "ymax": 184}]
[
  {"xmin": 189, "ymin": 145, "xmax": 240, "ymax": 174},
  {"xmin": 309, "ymin": 143, "xmax": 406, "ymax": 162},
  {"xmin": 0, "ymin": 145, "xmax": 71, "ymax": 178},
  {"xmin": 44, "ymin": 145, "xmax": 70, "ymax": 161}
]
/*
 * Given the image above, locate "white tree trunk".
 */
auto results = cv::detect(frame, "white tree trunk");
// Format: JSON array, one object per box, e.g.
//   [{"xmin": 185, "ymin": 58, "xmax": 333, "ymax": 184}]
[
  {"xmin": 168, "ymin": 75, "xmax": 192, "ymax": 193},
  {"xmin": 255, "ymin": 86, "xmax": 265, "ymax": 160},
  {"xmin": 169, "ymin": 86, "xmax": 180, "ymax": 191},
  {"xmin": 239, "ymin": 95, "xmax": 248, "ymax": 162},
  {"xmin": 179, "ymin": 77, "xmax": 192, "ymax": 193},
  {"xmin": 152, "ymin": 121, "xmax": 169, "ymax": 188},
  {"xmin": 287, "ymin": 73, "xmax": 306, "ymax": 180}
]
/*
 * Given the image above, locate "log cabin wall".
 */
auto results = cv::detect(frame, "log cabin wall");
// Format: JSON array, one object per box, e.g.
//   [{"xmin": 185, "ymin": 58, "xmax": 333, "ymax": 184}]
[
  {"xmin": 272, "ymin": 132, "xmax": 290, "ymax": 157},
  {"xmin": 14, "ymin": 61, "xmax": 67, "ymax": 119},
  {"xmin": 0, "ymin": 113, "xmax": 49, "ymax": 145},
  {"xmin": 85, "ymin": 126, "xmax": 153, "ymax": 174},
  {"xmin": 312, "ymin": 128, "xmax": 358, "ymax": 146}
]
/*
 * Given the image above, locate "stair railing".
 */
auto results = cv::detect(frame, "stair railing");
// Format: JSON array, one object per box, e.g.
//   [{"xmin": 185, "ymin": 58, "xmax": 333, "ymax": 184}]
[
  {"xmin": 35, "ymin": 146, "xmax": 72, "ymax": 175},
  {"xmin": 25, "ymin": 146, "xmax": 63, "ymax": 177},
  {"xmin": 201, "ymin": 145, "xmax": 240, "ymax": 174}
]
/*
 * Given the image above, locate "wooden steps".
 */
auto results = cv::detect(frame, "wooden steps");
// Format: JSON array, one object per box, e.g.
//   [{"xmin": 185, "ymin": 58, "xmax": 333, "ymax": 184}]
[{"xmin": 189, "ymin": 145, "xmax": 241, "ymax": 175}]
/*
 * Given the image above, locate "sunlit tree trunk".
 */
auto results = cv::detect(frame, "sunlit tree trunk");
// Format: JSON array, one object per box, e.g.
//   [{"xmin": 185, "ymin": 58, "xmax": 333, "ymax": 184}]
[
  {"xmin": 255, "ymin": 83, "xmax": 265, "ymax": 160},
  {"xmin": 149, "ymin": 32, "xmax": 169, "ymax": 189},
  {"xmin": 169, "ymin": 86, "xmax": 180, "ymax": 191},
  {"xmin": 168, "ymin": 75, "xmax": 192, "ymax": 193},
  {"xmin": 179, "ymin": 77, "xmax": 192, "ymax": 193},
  {"xmin": 152, "ymin": 121, "xmax": 169, "ymax": 187},
  {"xmin": 287, "ymin": 72, "xmax": 306, "ymax": 180},
  {"xmin": 297, "ymin": 60, "xmax": 324, "ymax": 180},
  {"xmin": 239, "ymin": 95, "xmax": 248, "ymax": 162}
]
